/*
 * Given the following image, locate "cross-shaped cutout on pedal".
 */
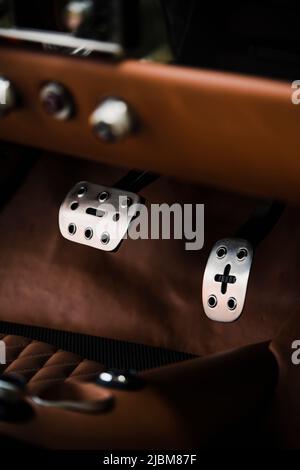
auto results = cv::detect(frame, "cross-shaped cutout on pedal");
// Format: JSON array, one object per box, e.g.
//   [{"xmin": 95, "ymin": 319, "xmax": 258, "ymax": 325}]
[
  {"xmin": 202, "ymin": 238, "xmax": 253, "ymax": 322},
  {"xmin": 214, "ymin": 264, "xmax": 236, "ymax": 294}
]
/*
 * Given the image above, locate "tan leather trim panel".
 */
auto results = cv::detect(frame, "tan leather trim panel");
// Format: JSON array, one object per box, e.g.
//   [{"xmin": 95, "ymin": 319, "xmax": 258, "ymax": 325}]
[
  {"xmin": 0, "ymin": 47, "xmax": 299, "ymax": 201},
  {"xmin": 0, "ymin": 338, "xmax": 277, "ymax": 449}
]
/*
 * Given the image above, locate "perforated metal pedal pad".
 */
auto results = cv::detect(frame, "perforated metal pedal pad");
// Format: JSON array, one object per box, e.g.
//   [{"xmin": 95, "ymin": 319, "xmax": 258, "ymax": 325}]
[
  {"xmin": 202, "ymin": 238, "xmax": 254, "ymax": 322},
  {"xmin": 59, "ymin": 181, "xmax": 141, "ymax": 252}
]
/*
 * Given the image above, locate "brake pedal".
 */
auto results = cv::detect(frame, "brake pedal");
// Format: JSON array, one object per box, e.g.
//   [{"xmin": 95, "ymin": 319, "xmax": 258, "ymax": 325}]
[
  {"xmin": 202, "ymin": 238, "xmax": 253, "ymax": 322},
  {"xmin": 59, "ymin": 181, "xmax": 141, "ymax": 252}
]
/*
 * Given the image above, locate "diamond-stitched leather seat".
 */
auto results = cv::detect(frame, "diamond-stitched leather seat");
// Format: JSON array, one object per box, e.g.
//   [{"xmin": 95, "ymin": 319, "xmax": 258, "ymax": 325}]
[{"xmin": 0, "ymin": 334, "xmax": 104, "ymax": 395}]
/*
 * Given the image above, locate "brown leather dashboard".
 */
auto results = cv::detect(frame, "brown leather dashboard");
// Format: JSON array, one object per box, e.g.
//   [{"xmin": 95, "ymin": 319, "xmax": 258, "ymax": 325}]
[{"xmin": 0, "ymin": 46, "xmax": 299, "ymax": 202}]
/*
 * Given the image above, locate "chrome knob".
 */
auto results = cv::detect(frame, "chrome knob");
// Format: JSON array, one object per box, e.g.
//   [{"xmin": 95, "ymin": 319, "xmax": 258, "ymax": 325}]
[
  {"xmin": 0, "ymin": 76, "xmax": 16, "ymax": 116},
  {"xmin": 64, "ymin": 0, "xmax": 94, "ymax": 32},
  {"xmin": 40, "ymin": 82, "xmax": 73, "ymax": 120},
  {"xmin": 97, "ymin": 369, "xmax": 144, "ymax": 390},
  {"xmin": 90, "ymin": 98, "xmax": 135, "ymax": 142}
]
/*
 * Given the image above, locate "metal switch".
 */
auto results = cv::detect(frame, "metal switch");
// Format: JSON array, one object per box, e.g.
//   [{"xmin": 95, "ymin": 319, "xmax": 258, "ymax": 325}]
[
  {"xmin": 0, "ymin": 76, "xmax": 16, "ymax": 116},
  {"xmin": 90, "ymin": 98, "xmax": 135, "ymax": 142}
]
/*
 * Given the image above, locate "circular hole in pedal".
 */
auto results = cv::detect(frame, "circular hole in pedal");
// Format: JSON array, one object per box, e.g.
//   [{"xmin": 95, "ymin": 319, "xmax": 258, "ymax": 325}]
[
  {"xmin": 216, "ymin": 246, "xmax": 227, "ymax": 259},
  {"xmin": 237, "ymin": 248, "xmax": 248, "ymax": 261},
  {"xmin": 77, "ymin": 186, "xmax": 87, "ymax": 198},
  {"xmin": 98, "ymin": 191, "xmax": 109, "ymax": 203},
  {"xmin": 70, "ymin": 201, "xmax": 79, "ymax": 211},
  {"xmin": 101, "ymin": 232, "xmax": 110, "ymax": 245},
  {"xmin": 84, "ymin": 228, "xmax": 93, "ymax": 240},
  {"xmin": 68, "ymin": 223, "xmax": 76, "ymax": 235},
  {"xmin": 208, "ymin": 295, "xmax": 217, "ymax": 308},
  {"xmin": 227, "ymin": 297, "xmax": 237, "ymax": 311},
  {"xmin": 113, "ymin": 213, "xmax": 120, "ymax": 222}
]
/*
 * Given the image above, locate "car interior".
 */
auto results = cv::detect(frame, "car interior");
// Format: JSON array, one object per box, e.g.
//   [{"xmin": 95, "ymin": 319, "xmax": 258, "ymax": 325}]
[{"xmin": 0, "ymin": 0, "xmax": 299, "ymax": 455}]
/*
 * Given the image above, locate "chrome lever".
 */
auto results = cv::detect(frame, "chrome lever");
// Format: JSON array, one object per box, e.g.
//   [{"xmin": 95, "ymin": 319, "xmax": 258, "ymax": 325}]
[{"xmin": 0, "ymin": 27, "xmax": 123, "ymax": 57}]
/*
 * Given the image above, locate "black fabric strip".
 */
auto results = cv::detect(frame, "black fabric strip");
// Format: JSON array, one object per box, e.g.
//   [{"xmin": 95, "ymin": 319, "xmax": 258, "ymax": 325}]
[
  {"xmin": 0, "ymin": 321, "xmax": 196, "ymax": 371},
  {"xmin": 115, "ymin": 170, "xmax": 159, "ymax": 193},
  {"xmin": 235, "ymin": 200, "xmax": 285, "ymax": 248}
]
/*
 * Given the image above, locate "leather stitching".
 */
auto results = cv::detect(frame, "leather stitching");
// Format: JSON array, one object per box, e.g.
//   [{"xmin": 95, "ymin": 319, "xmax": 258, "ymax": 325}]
[
  {"xmin": 67, "ymin": 371, "xmax": 102, "ymax": 380},
  {"xmin": 7, "ymin": 361, "xmax": 81, "ymax": 375},
  {"xmin": 0, "ymin": 335, "xmax": 102, "ymax": 392},
  {"xmin": 4, "ymin": 352, "xmax": 53, "ymax": 365},
  {"xmin": 5, "ymin": 344, "xmax": 33, "ymax": 349},
  {"xmin": 29, "ymin": 359, "xmax": 84, "ymax": 384},
  {"xmin": 29, "ymin": 370, "xmax": 101, "ymax": 386},
  {"xmin": 2, "ymin": 341, "xmax": 33, "ymax": 349}
]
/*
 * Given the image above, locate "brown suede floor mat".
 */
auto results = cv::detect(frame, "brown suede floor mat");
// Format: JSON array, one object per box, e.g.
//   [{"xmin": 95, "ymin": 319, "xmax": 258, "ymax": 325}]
[{"xmin": 0, "ymin": 152, "xmax": 297, "ymax": 356}]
